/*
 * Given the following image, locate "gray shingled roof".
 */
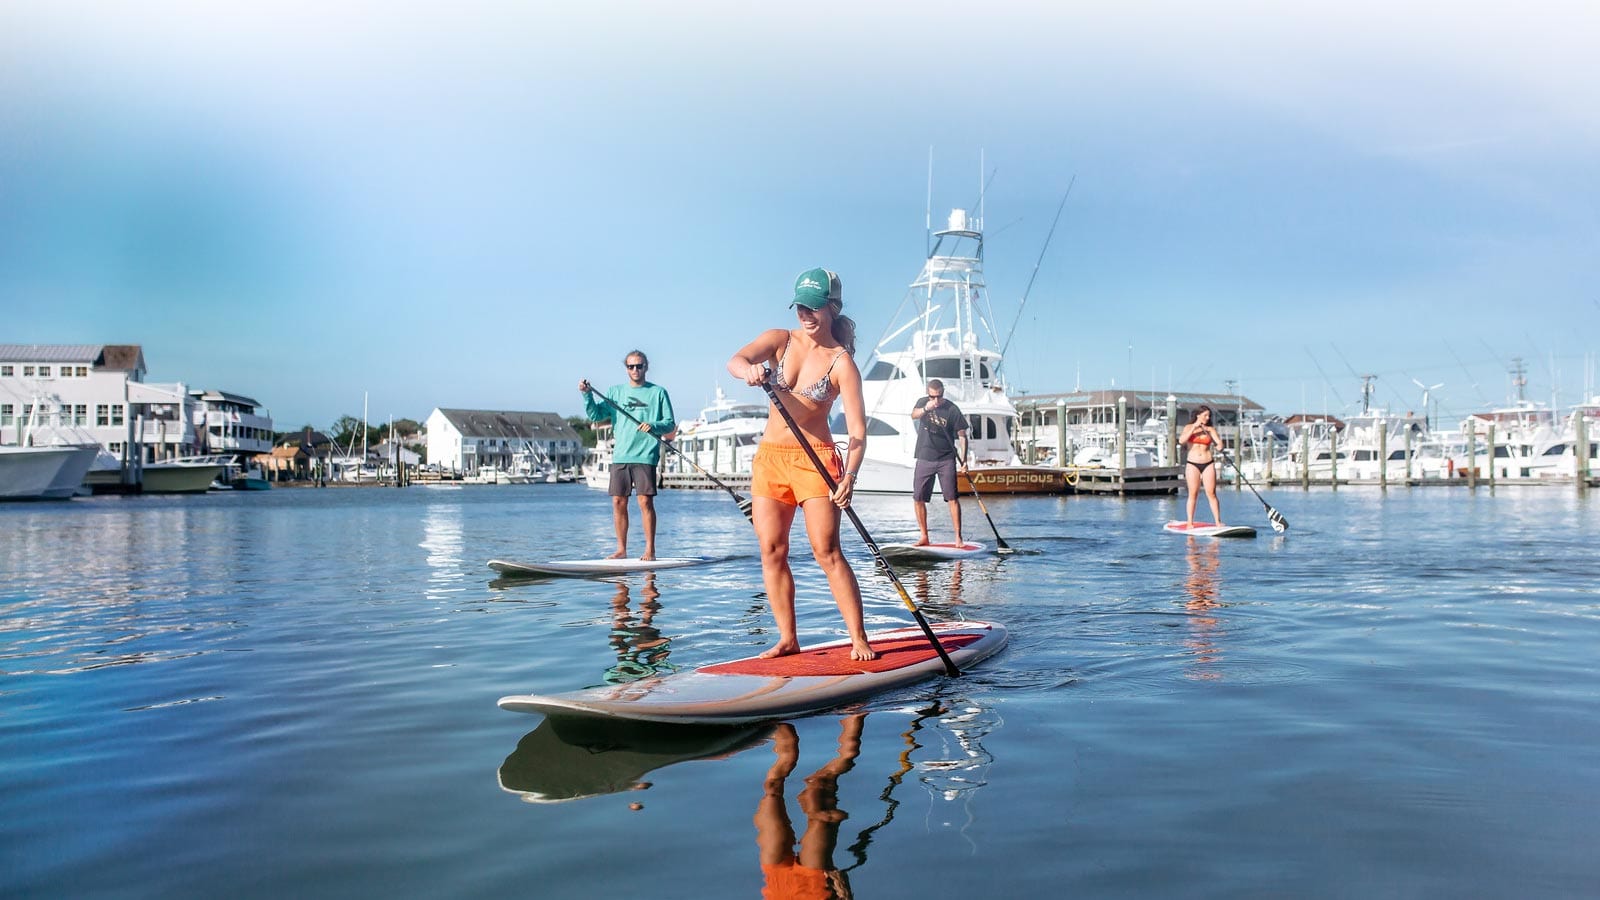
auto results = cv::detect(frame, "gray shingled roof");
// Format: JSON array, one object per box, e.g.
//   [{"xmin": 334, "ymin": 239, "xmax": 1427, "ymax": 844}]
[
  {"xmin": 0, "ymin": 343, "xmax": 145, "ymax": 372},
  {"xmin": 436, "ymin": 408, "xmax": 579, "ymax": 440}
]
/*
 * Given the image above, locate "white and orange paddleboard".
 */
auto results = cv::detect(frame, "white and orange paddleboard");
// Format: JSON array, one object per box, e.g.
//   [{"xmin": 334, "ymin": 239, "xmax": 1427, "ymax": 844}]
[{"xmin": 498, "ymin": 621, "xmax": 1007, "ymax": 725}]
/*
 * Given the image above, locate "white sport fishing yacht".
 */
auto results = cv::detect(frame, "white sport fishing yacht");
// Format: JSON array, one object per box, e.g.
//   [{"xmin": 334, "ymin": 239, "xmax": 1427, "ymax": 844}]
[
  {"xmin": 835, "ymin": 207, "xmax": 1069, "ymax": 494},
  {"xmin": 669, "ymin": 386, "xmax": 767, "ymax": 477}
]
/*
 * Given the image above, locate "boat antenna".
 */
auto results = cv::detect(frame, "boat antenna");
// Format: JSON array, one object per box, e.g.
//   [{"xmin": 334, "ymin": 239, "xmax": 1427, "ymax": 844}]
[
  {"xmin": 999, "ymin": 176, "xmax": 1074, "ymax": 360},
  {"xmin": 978, "ymin": 148, "xmax": 985, "ymax": 235},
  {"xmin": 925, "ymin": 146, "xmax": 933, "ymax": 258}
]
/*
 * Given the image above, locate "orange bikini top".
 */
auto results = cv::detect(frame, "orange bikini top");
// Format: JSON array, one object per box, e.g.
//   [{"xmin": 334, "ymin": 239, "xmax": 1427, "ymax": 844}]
[{"xmin": 1190, "ymin": 431, "xmax": 1212, "ymax": 446}]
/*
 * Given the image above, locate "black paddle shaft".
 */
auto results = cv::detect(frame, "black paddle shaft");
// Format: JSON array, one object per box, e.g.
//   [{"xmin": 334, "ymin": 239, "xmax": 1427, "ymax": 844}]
[
  {"xmin": 586, "ymin": 385, "xmax": 754, "ymax": 521},
  {"xmin": 962, "ymin": 469, "xmax": 1014, "ymax": 553},
  {"xmin": 1221, "ymin": 452, "xmax": 1289, "ymax": 532},
  {"xmin": 756, "ymin": 375, "xmax": 961, "ymax": 678}
]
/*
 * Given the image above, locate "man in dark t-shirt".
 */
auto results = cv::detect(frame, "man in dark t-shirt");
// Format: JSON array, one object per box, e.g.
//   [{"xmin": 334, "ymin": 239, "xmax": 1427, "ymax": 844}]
[{"xmin": 910, "ymin": 378, "xmax": 969, "ymax": 546}]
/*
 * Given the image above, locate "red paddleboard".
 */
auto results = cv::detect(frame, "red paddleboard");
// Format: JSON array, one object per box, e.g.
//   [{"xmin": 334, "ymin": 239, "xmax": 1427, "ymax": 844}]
[{"xmin": 497, "ymin": 620, "xmax": 1007, "ymax": 725}]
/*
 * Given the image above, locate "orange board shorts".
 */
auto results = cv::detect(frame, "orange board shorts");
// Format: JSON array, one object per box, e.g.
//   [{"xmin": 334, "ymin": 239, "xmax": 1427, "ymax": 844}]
[
  {"xmin": 752, "ymin": 444, "xmax": 842, "ymax": 506},
  {"xmin": 762, "ymin": 859, "xmax": 847, "ymax": 900}
]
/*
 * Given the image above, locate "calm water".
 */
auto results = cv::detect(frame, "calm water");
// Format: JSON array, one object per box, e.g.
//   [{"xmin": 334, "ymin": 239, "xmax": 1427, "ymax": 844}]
[{"xmin": 3, "ymin": 483, "xmax": 1597, "ymax": 898}]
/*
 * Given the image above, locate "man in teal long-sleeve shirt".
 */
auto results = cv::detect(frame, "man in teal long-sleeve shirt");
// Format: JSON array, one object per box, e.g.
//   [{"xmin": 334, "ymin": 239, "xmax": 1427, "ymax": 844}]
[{"xmin": 579, "ymin": 350, "xmax": 676, "ymax": 560}]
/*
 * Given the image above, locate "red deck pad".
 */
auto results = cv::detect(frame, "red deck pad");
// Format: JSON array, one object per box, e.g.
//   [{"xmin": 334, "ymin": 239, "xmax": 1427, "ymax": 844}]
[{"xmin": 700, "ymin": 632, "xmax": 984, "ymax": 676}]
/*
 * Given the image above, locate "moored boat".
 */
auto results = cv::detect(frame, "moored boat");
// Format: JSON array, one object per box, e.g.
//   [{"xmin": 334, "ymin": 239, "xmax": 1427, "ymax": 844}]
[
  {"xmin": 834, "ymin": 206, "xmax": 1066, "ymax": 494},
  {"xmin": 0, "ymin": 444, "xmax": 100, "ymax": 500}
]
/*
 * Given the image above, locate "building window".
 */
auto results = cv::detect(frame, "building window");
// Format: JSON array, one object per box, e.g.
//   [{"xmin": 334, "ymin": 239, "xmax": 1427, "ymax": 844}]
[
  {"xmin": 74, "ymin": 404, "xmax": 88, "ymax": 426},
  {"xmin": 38, "ymin": 366, "xmax": 51, "ymax": 377},
  {"xmin": 76, "ymin": 366, "xmax": 88, "ymax": 377},
  {"xmin": 1, "ymin": 365, "xmax": 11, "ymax": 376},
  {"xmin": 111, "ymin": 405, "xmax": 125, "ymax": 427},
  {"xmin": 97, "ymin": 405, "xmax": 110, "ymax": 426},
  {"xmin": 23, "ymin": 366, "xmax": 34, "ymax": 376},
  {"xmin": 0, "ymin": 404, "xmax": 10, "ymax": 426},
  {"xmin": 109, "ymin": 442, "xmax": 122, "ymax": 454}
]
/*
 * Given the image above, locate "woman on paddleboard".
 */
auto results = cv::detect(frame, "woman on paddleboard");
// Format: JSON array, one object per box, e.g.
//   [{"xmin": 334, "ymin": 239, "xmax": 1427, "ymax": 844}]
[
  {"xmin": 1181, "ymin": 404, "xmax": 1225, "ymax": 528},
  {"xmin": 728, "ymin": 267, "xmax": 876, "ymax": 662}
]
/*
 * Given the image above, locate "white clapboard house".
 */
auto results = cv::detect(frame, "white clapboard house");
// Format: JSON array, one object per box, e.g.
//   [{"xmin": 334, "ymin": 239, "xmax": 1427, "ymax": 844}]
[{"xmin": 425, "ymin": 408, "xmax": 582, "ymax": 476}]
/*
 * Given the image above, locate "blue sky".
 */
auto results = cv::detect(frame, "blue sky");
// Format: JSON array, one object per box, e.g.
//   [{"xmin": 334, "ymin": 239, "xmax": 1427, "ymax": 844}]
[{"xmin": 3, "ymin": 1, "xmax": 1596, "ymax": 431}]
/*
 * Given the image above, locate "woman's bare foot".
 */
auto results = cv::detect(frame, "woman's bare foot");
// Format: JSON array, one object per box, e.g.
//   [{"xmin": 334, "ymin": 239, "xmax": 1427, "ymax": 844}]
[
  {"xmin": 849, "ymin": 640, "xmax": 878, "ymax": 661},
  {"xmin": 641, "ymin": 551, "xmax": 656, "ymax": 561},
  {"xmin": 758, "ymin": 640, "xmax": 801, "ymax": 659},
  {"xmin": 913, "ymin": 537, "xmax": 930, "ymax": 546},
  {"xmin": 605, "ymin": 549, "xmax": 627, "ymax": 560}
]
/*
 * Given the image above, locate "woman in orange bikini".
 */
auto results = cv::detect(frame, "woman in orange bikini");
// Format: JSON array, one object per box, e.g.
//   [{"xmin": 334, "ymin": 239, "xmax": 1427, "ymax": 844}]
[
  {"xmin": 727, "ymin": 267, "xmax": 875, "ymax": 662},
  {"xmin": 1181, "ymin": 404, "xmax": 1225, "ymax": 528}
]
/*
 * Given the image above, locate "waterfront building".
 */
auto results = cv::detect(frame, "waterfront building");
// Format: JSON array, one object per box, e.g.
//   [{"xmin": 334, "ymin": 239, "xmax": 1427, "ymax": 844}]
[
  {"xmin": 1011, "ymin": 388, "xmax": 1266, "ymax": 465},
  {"xmin": 0, "ymin": 344, "xmax": 273, "ymax": 467},
  {"xmin": 424, "ymin": 408, "xmax": 581, "ymax": 476},
  {"xmin": 190, "ymin": 389, "xmax": 274, "ymax": 459}
]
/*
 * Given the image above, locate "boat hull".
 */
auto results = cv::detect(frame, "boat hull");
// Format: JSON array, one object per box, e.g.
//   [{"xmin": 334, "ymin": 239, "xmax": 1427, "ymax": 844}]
[
  {"xmin": 853, "ymin": 458, "xmax": 1070, "ymax": 494},
  {"xmin": 0, "ymin": 445, "xmax": 100, "ymax": 501}
]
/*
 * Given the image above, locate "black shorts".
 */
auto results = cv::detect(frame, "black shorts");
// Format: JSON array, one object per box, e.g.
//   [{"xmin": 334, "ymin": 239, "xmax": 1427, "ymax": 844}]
[
  {"xmin": 609, "ymin": 463, "xmax": 658, "ymax": 497},
  {"xmin": 912, "ymin": 458, "xmax": 959, "ymax": 502}
]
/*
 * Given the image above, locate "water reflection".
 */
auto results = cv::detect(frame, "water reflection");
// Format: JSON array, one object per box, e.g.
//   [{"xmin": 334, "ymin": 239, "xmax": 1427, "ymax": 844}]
[
  {"xmin": 497, "ymin": 699, "xmax": 1003, "ymax": 890},
  {"xmin": 757, "ymin": 714, "xmax": 863, "ymax": 899},
  {"xmin": 1182, "ymin": 537, "xmax": 1227, "ymax": 680},
  {"xmin": 843, "ymin": 694, "xmax": 1000, "ymax": 867},
  {"xmin": 0, "ymin": 503, "xmax": 225, "ymax": 676},
  {"xmin": 498, "ymin": 717, "xmax": 769, "ymax": 803},
  {"xmin": 605, "ymin": 574, "xmax": 674, "ymax": 684},
  {"xmin": 419, "ymin": 502, "xmax": 466, "ymax": 601},
  {"xmin": 909, "ymin": 562, "xmax": 965, "ymax": 614}
]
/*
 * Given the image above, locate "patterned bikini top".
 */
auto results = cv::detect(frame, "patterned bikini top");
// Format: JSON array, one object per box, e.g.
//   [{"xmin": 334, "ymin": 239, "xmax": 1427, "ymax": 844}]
[{"xmin": 773, "ymin": 335, "xmax": 846, "ymax": 402}]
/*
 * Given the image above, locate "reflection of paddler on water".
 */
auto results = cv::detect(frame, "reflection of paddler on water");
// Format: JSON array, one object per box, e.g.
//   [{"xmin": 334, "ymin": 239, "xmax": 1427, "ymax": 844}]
[
  {"xmin": 498, "ymin": 717, "xmax": 769, "ymax": 804},
  {"xmin": 604, "ymin": 574, "xmax": 673, "ymax": 685},
  {"xmin": 757, "ymin": 714, "xmax": 863, "ymax": 900},
  {"xmin": 1182, "ymin": 538, "xmax": 1225, "ymax": 679},
  {"xmin": 910, "ymin": 563, "xmax": 965, "ymax": 613}
]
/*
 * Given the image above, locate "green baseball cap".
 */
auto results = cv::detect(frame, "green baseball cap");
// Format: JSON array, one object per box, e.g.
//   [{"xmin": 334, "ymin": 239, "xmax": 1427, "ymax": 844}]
[{"xmin": 790, "ymin": 267, "xmax": 842, "ymax": 309}]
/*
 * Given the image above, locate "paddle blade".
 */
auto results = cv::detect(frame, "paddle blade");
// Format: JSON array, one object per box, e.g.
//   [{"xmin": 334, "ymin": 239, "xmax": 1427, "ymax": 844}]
[{"xmin": 1268, "ymin": 508, "xmax": 1288, "ymax": 532}]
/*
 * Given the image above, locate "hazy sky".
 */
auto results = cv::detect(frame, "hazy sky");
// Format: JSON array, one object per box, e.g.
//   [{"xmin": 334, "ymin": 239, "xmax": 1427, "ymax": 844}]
[{"xmin": 4, "ymin": 1, "xmax": 1596, "ymax": 430}]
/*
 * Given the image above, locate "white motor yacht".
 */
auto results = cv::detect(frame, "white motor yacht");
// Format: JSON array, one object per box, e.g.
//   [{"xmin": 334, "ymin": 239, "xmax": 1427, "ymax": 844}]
[{"xmin": 833, "ymin": 206, "xmax": 1069, "ymax": 494}]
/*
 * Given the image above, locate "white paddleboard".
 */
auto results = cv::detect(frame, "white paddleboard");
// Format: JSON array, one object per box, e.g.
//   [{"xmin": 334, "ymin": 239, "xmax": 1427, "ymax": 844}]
[
  {"xmin": 1163, "ymin": 521, "xmax": 1258, "ymax": 538},
  {"xmin": 488, "ymin": 557, "xmax": 716, "ymax": 577},
  {"xmin": 498, "ymin": 620, "xmax": 1007, "ymax": 725},
  {"xmin": 877, "ymin": 541, "xmax": 990, "ymax": 560}
]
